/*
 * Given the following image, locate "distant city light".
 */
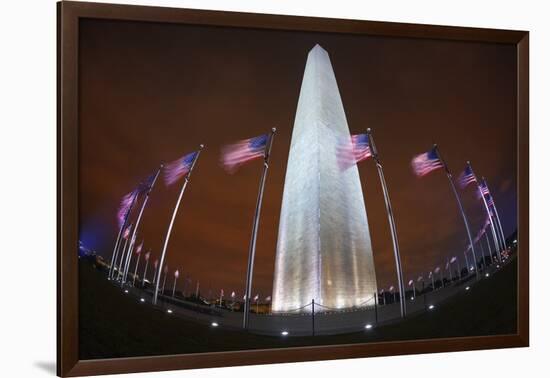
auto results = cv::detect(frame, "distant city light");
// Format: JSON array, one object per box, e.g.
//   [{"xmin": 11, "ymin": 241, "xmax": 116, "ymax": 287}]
[
  {"xmin": 428, "ymin": 305, "xmax": 435, "ymax": 310},
  {"xmin": 465, "ymin": 286, "xmax": 470, "ymax": 291},
  {"xmin": 365, "ymin": 324, "xmax": 373, "ymax": 329},
  {"xmin": 167, "ymin": 309, "xmax": 173, "ymax": 314},
  {"xmin": 124, "ymin": 290, "xmax": 129, "ymax": 294},
  {"xmin": 470, "ymin": 266, "xmax": 474, "ymax": 271},
  {"xmin": 496, "ymin": 265, "xmax": 500, "ymax": 268},
  {"xmin": 211, "ymin": 322, "xmax": 219, "ymax": 327},
  {"xmin": 410, "ymin": 297, "xmax": 414, "ymax": 301},
  {"xmin": 281, "ymin": 331, "xmax": 289, "ymax": 336},
  {"xmin": 513, "ymin": 239, "xmax": 517, "ymax": 244},
  {"xmin": 140, "ymin": 298, "xmax": 145, "ymax": 302},
  {"xmin": 485, "ymin": 273, "xmax": 490, "ymax": 277}
]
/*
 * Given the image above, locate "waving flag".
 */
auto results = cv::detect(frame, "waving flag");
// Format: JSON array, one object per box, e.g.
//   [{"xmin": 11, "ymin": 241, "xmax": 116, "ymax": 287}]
[
  {"xmin": 434, "ymin": 266, "xmax": 441, "ymax": 273},
  {"xmin": 154, "ymin": 259, "xmax": 158, "ymax": 269},
  {"xmin": 117, "ymin": 190, "xmax": 138, "ymax": 228},
  {"xmin": 231, "ymin": 291, "xmax": 235, "ymax": 298},
  {"xmin": 480, "ymin": 183, "xmax": 490, "ymax": 196},
  {"xmin": 265, "ymin": 296, "xmax": 271, "ymax": 302},
  {"xmin": 389, "ymin": 286, "xmax": 395, "ymax": 291},
  {"xmin": 411, "ymin": 147, "xmax": 443, "ymax": 177},
  {"xmin": 428, "ymin": 271, "xmax": 433, "ymax": 278},
  {"xmin": 445, "ymin": 262, "xmax": 450, "ymax": 270},
  {"xmin": 145, "ymin": 251, "xmax": 151, "ymax": 261},
  {"xmin": 338, "ymin": 133, "xmax": 372, "ymax": 169},
  {"xmin": 486, "ymin": 195, "xmax": 495, "ymax": 208},
  {"xmin": 174, "ymin": 270, "xmax": 179, "ymax": 278},
  {"xmin": 417, "ymin": 275, "xmax": 423, "ymax": 282},
  {"xmin": 164, "ymin": 151, "xmax": 199, "ymax": 186},
  {"xmin": 450, "ymin": 256, "xmax": 457, "ymax": 263},
  {"xmin": 408, "ymin": 279, "xmax": 414, "ymax": 286},
  {"xmin": 253, "ymin": 294, "xmax": 259, "ymax": 301},
  {"xmin": 136, "ymin": 241, "xmax": 143, "ymax": 254},
  {"xmin": 122, "ymin": 224, "xmax": 132, "ymax": 240},
  {"xmin": 221, "ymin": 134, "xmax": 268, "ymax": 173},
  {"xmin": 458, "ymin": 165, "xmax": 477, "ymax": 188}
]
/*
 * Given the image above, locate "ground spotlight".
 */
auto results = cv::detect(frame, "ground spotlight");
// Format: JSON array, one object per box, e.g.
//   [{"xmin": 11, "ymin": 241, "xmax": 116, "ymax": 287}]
[
  {"xmin": 124, "ymin": 289, "xmax": 129, "ymax": 294},
  {"xmin": 428, "ymin": 305, "xmax": 435, "ymax": 310},
  {"xmin": 140, "ymin": 298, "xmax": 145, "ymax": 302},
  {"xmin": 211, "ymin": 322, "xmax": 219, "ymax": 327},
  {"xmin": 485, "ymin": 273, "xmax": 490, "ymax": 277},
  {"xmin": 167, "ymin": 309, "xmax": 173, "ymax": 314},
  {"xmin": 281, "ymin": 331, "xmax": 289, "ymax": 336},
  {"xmin": 365, "ymin": 324, "xmax": 373, "ymax": 330},
  {"xmin": 465, "ymin": 286, "xmax": 470, "ymax": 291}
]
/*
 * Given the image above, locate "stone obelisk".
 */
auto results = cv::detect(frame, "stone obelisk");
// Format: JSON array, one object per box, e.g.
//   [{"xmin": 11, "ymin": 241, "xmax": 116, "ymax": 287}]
[{"xmin": 271, "ymin": 44, "xmax": 377, "ymax": 313}]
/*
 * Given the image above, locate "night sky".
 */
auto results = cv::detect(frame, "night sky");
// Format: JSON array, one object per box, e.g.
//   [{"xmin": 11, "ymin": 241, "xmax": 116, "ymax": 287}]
[{"xmin": 78, "ymin": 18, "xmax": 517, "ymax": 299}]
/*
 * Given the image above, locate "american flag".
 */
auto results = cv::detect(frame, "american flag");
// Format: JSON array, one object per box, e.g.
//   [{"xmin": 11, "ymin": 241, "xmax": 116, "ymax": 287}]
[
  {"xmin": 221, "ymin": 134, "xmax": 268, "ymax": 173},
  {"xmin": 254, "ymin": 294, "xmax": 259, "ymax": 301},
  {"xmin": 164, "ymin": 265, "xmax": 168, "ymax": 274},
  {"xmin": 154, "ymin": 259, "xmax": 158, "ymax": 269},
  {"xmin": 479, "ymin": 182, "xmax": 490, "ymax": 196},
  {"xmin": 138, "ymin": 171, "xmax": 157, "ymax": 193},
  {"xmin": 428, "ymin": 271, "xmax": 433, "ymax": 278},
  {"xmin": 408, "ymin": 279, "xmax": 414, "ymax": 286},
  {"xmin": 122, "ymin": 224, "xmax": 132, "ymax": 240},
  {"xmin": 417, "ymin": 275, "xmax": 423, "ymax": 282},
  {"xmin": 486, "ymin": 195, "xmax": 495, "ymax": 208},
  {"xmin": 145, "ymin": 251, "xmax": 151, "ymax": 261},
  {"xmin": 338, "ymin": 133, "xmax": 372, "ymax": 170},
  {"xmin": 231, "ymin": 291, "xmax": 235, "ymax": 298},
  {"xmin": 389, "ymin": 286, "xmax": 395, "ymax": 291},
  {"xmin": 457, "ymin": 165, "xmax": 477, "ymax": 188},
  {"xmin": 117, "ymin": 190, "xmax": 138, "ymax": 228},
  {"xmin": 174, "ymin": 270, "xmax": 179, "ymax": 278},
  {"xmin": 445, "ymin": 262, "xmax": 450, "ymax": 270},
  {"xmin": 411, "ymin": 147, "xmax": 443, "ymax": 177},
  {"xmin": 450, "ymin": 256, "xmax": 457, "ymax": 263},
  {"xmin": 434, "ymin": 266, "xmax": 441, "ymax": 273},
  {"xmin": 136, "ymin": 241, "xmax": 143, "ymax": 254},
  {"xmin": 164, "ymin": 151, "xmax": 198, "ymax": 186}
]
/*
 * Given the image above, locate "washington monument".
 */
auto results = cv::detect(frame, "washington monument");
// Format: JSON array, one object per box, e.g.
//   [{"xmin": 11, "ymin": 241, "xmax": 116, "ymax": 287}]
[{"xmin": 271, "ymin": 44, "xmax": 377, "ymax": 312}]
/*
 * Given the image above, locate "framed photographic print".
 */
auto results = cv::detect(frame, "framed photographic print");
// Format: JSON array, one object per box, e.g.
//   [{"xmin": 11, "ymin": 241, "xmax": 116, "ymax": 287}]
[{"xmin": 57, "ymin": 1, "xmax": 529, "ymax": 376}]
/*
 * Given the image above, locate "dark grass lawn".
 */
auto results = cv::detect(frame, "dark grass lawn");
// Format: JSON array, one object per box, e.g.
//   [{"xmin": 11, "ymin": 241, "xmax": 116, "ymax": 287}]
[{"xmin": 79, "ymin": 258, "xmax": 517, "ymax": 359}]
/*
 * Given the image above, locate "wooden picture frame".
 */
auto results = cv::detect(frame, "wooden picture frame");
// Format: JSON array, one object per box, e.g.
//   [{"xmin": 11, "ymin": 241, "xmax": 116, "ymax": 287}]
[{"xmin": 57, "ymin": 1, "xmax": 529, "ymax": 376}]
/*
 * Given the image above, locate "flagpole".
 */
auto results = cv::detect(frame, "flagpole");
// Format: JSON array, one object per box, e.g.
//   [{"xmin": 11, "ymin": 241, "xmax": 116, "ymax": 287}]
[
  {"xmin": 485, "ymin": 233, "xmax": 493, "ymax": 264},
  {"xmin": 434, "ymin": 146, "xmax": 479, "ymax": 279},
  {"xmin": 367, "ymin": 129, "xmax": 406, "ymax": 318},
  {"xmin": 152, "ymin": 261, "xmax": 158, "ymax": 285},
  {"xmin": 483, "ymin": 178, "xmax": 507, "ymax": 250},
  {"xmin": 142, "ymin": 255, "xmax": 149, "ymax": 287},
  {"xmin": 116, "ymin": 225, "xmax": 133, "ymax": 281},
  {"xmin": 243, "ymin": 128, "xmax": 276, "ymax": 329},
  {"xmin": 172, "ymin": 276, "xmax": 177, "ymax": 297},
  {"xmin": 109, "ymin": 194, "xmax": 138, "ymax": 279},
  {"xmin": 119, "ymin": 233, "xmax": 135, "ymax": 282},
  {"xmin": 111, "ymin": 226, "xmax": 129, "ymax": 280},
  {"xmin": 132, "ymin": 252, "xmax": 141, "ymax": 286},
  {"xmin": 121, "ymin": 166, "xmax": 163, "ymax": 285},
  {"xmin": 153, "ymin": 145, "xmax": 204, "ymax": 305},
  {"xmin": 466, "ymin": 163, "xmax": 502, "ymax": 262}
]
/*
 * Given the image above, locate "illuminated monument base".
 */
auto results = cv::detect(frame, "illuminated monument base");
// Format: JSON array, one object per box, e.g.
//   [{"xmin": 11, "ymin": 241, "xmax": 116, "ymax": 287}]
[{"xmin": 271, "ymin": 45, "xmax": 378, "ymax": 313}]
